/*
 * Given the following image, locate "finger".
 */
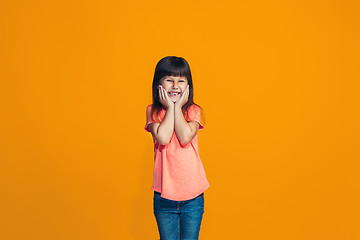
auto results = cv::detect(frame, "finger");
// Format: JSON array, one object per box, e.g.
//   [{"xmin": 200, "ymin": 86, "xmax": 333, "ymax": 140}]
[
  {"xmin": 183, "ymin": 87, "xmax": 188, "ymax": 96},
  {"xmin": 181, "ymin": 90, "xmax": 185, "ymax": 99},
  {"xmin": 163, "ymin": 87, "xmax": 169, "ymax": 98},
  {"xmin": 184, "ymin": 86, "xmax": 188, "ymax": 98},
  {"xmin": 162, "ymin": 88, "xmax": 166, "ymax": 101},
  {"xmin": 163, "ymin": 88, "xmax": 170, "ymax": 100},
  {"xmin": 159, "ymin": 86, "xmax": 164, "ymax": 101},
  {"xmin": 163, "ymin": 88, "xmax": 170, "ymax": 102}
]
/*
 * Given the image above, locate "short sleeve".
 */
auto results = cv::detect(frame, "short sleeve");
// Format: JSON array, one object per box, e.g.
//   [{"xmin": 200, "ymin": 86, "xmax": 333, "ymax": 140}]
[
  {"xmin": 144, "ymin": 105, "xmax": 154, "ymax": 132},
  {"xmin": 188, "ymin": 105, "xmax": 204, "ymax": 130}
]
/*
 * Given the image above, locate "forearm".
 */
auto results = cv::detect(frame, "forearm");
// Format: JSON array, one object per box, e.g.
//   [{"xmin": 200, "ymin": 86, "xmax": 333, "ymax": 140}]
[
  {"xmin": 157, "ymin": 106, "xmax": 175, "ymax": 144},
  {"xmin": 174, "ymin": 105, "xmax": 192, "ymax": 145}
]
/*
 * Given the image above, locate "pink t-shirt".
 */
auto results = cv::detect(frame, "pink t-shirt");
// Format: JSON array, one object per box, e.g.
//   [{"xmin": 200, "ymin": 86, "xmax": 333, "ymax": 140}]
[{"xmin": 144, "ymin": 104, "xmax": 210, "ymax": 201}]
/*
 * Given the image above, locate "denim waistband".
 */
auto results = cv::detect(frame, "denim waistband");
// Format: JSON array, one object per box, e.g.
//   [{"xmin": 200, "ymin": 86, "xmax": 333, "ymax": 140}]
[{"xmin": 154, "ymin": 191, "xmax": 204, "ymax": 198}]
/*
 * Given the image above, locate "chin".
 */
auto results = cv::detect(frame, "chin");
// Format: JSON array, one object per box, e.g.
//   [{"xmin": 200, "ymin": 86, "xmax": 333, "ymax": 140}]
[{"xmin": 170, "ymin": 97, "xmax": 179, "ymax": 103}]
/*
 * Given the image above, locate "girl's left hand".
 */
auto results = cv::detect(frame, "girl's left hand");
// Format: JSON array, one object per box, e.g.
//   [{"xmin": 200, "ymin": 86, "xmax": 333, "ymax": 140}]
[{"xmin": 175, "ymin": 85, "xmax": 189, "ymax": 108}]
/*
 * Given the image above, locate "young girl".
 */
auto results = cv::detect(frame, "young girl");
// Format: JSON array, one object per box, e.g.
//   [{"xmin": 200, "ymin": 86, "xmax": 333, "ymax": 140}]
[{"xmin": 144, "ymin": 56, "xmax": 210, "ymax": 240}]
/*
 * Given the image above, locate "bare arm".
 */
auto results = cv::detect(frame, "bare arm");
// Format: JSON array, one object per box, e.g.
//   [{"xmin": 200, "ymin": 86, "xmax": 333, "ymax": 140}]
[
  {"xmin": 174, "ymin": 105, "xmax": 200, "ymax": 146},
  {"xmin": 148, "ymin": 106, "xmax": 175, "ymax": 145},
  {"xmin": 148, "ymin": 84, "xmax": 177, "ymax": 145}
]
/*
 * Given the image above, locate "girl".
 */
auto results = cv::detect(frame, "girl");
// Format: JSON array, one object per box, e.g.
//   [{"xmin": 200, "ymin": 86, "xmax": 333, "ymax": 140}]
[{"xmin": 144, "ymin": 56, "xmax": 210, "ymax": 240}]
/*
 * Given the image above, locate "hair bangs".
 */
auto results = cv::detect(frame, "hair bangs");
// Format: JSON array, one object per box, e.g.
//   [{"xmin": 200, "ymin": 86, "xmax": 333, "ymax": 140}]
[
  {"xmin": 155, "ymin": 56, "xmax": 190, "ymax": 80},
  {"xmin": 164, "ymin": 63, "xmax": 189, "ymax": 78}
]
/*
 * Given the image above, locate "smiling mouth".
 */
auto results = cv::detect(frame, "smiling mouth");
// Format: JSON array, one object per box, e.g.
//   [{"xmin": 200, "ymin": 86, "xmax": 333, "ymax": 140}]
[{"xmin": 168, "ymin": 92, "xmax": 180, "ymax": 96}]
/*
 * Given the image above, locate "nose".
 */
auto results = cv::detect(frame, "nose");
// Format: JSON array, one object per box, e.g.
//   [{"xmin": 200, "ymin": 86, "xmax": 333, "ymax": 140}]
[{"xmin": 172, "ymin": 83, "xmax": 179, "ymax": 90}]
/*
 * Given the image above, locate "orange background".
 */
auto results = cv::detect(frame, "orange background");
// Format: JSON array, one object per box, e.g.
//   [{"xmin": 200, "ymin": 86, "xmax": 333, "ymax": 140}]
[{"xmin": 1, "ymin": 0, "xmax": 359, "ymax": 239}]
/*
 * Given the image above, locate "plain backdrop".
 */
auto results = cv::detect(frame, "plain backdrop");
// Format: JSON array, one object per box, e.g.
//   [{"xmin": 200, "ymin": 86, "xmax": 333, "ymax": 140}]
[{"xmin": 0, "ymin": 0, "xmax": 359, "ymax": 239}]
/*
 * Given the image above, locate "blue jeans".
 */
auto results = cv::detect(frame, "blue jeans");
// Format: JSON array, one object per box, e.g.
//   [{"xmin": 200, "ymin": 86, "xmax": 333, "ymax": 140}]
[{"xmin": 153, "ymin": 191, "xmax": 205, "ymax": 240}]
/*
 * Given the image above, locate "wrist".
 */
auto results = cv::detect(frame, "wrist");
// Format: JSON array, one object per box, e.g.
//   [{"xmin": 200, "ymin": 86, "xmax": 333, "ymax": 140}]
[
  {"xmin": 166, "ymin": 104, "xmax": 175, "ymax": 110},
  {"xmin": 174, "ymin": 104, "xmax": 183, "ymax": 110}
]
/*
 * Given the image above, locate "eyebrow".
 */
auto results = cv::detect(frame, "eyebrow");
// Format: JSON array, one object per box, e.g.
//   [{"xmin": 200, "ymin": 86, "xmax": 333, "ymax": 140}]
[{"xmin": 165, "ymin": 77, "xmax": 187, "ymax": 80}]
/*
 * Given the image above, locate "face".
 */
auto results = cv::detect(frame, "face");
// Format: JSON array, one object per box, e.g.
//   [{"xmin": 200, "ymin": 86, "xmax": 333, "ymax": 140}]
[{"xmin": 159, "ymin": 75, "xmax": 188, "ymax": 102}]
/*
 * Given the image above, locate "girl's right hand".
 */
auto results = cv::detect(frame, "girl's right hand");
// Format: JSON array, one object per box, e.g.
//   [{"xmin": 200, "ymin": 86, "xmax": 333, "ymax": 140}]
[{"xmin": 158, "ymin": 85, "xmax": 174, "ymax": 109}]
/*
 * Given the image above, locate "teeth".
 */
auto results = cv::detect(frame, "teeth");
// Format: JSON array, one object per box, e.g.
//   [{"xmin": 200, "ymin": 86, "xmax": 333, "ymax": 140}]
[{"xmin": 169, "ymin": 92, "xmax": 179, "ymax": 96}]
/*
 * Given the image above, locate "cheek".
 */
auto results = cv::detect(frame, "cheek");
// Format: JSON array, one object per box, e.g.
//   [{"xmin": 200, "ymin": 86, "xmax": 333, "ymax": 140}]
[
  {"xmin": 160, "ymin": 83, "xmax": 170, "ymax": 90},
  {"xmin": 182, "ymin": 85, "xmax": 188, "ymax": 92}
]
